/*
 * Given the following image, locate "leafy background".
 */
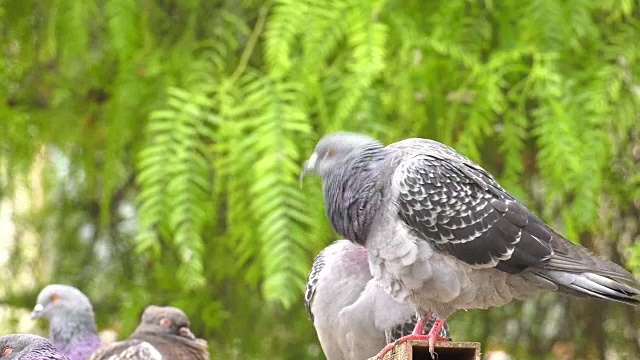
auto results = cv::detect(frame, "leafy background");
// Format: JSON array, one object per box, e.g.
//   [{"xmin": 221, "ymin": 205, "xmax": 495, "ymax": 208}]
[{"xmin": 1, "ymin": 0, "xmax": 639, "ymax": 358}]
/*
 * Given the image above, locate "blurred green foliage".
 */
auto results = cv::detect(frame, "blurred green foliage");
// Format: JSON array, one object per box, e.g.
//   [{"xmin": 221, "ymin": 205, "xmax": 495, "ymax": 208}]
[{"xmin": 1, "ymin": 0, "xmax": 639, "ymax": 358}]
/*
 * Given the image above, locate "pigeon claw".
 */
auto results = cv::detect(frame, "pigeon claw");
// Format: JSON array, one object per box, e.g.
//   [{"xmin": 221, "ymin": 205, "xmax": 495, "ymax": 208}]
[
  {"xmin": 375, "ymin": 317, "xmax": 430, "ymax": 359},
  {"xmin": 426, "ymin": 318, "xmax": 449, "ymax": 359},
  {"xmin": 376, "ymin": 316, "xmax": 450, "ymax": 359},
  {"xmin": 375, "ymin": 334, "xmax": 430, "ymax": 359}
]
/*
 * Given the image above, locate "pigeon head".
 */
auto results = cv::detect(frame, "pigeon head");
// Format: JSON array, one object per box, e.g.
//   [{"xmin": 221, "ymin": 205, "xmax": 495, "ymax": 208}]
[
  {"xmin": 0, "ymin": 334, "xmax": 65, "ymax": 360},
  {"xmin": 136, "ymin": 305, "xmax": 196, "ymax": 340},
  {"xmin": 301, "ymin": 132, "xmax": 382, "ymax": 180},
  {"xmin": 31, "ymin": 284, "xmax": 94, "ymax": 322},
  {"xmin": 0, "ymin": 334, "xmax": 34, "ymax": 360}
]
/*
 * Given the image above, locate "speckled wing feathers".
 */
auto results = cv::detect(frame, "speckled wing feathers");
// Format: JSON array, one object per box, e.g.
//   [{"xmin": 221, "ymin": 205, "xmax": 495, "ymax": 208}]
[
  {"xmin": 113, "ymin": 342, "xmax": 160, "ymax": 360},
  {"xmin": 305, "ymin": 250, "xmax": 326, "ymax": 321},
  {"xmin": 89, "ymin": 336, "xmax": 208, "ymax": 360},
  {"xmin": 29, "ymin": 344, "xmax": 71, "ymax": 360},
  {"xmin": 392, "ymin": 140, "xmax": 553, "ymax": 273},
  {"xmin": 140, "ymin": 336, "xmax": 208, "ymax": 360},
  {"xmin": 102, "ymin": 341, "xmax": 161, "ymax": 360},
  {"xmin": 89, "ymin": 340, "xmax": 146, "ymax": 360}
]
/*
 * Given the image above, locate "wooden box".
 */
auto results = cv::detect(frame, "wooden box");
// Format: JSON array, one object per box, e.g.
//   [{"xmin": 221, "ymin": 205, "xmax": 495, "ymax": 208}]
[{"xmin": 371, "ymin": 341, "xmax": 481, "ymax": 360}]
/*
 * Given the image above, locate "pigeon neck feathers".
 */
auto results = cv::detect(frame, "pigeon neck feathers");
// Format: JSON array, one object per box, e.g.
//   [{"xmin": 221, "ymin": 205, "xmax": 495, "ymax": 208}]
[
  {"xmin": 132, "ymin": 333, "xmax": 209, "ymax": 360},
  {"xmin": 323, "ymin": 143, "xmax": 386, "ymax": 245},
  {"xmin": 32, "ymin": 284, "xmax": 101, "ymax": 359},
  {"xmin": 49, "ymin": 314, "xmax": 101, "ymax": 357}
]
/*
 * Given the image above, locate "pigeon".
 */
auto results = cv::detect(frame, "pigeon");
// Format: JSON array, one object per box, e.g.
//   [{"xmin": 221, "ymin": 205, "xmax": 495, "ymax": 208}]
[
  {"xmin": 0, "ymin": 334, "xmax": 70, "ymax": 360},
  {"xmin": 88, "ymin": 305, "xmax": 209, "ymax": 360},
  {"xmin": 301, "ymin": 132, "xmax": 640, "ymax": 358},
  {"xmin": 305, "ymin": 239, "xmax": 450, "ymax": 360},
  {"xmin": 31, "ymin": 284, "xmax": 103, "ymax": 360}
]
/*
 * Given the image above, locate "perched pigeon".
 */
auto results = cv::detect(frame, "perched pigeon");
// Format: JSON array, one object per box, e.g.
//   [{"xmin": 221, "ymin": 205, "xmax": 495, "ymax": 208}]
[
  {"xmin": 88, "ymin": 305, "xmax": 209, "ymax": 360},
  {"xmin": 31, "ymin": 284, "xmax": 102, "ymax": 360},
  {"xmin": 301, "ymin": 132, "xmax": 640, "ymax": 357},
  {"xmin": 0, "ymin": 334, "xmax": 70, "ymax": 360},
  {"xmin": 305, "ymin": 240, "xmax": 450, "ymax": 360}
]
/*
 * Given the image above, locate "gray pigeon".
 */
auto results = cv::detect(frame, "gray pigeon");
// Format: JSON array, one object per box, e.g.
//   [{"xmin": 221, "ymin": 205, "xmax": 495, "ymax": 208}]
[
  {"xmin": 301, "ymin": 132, "xmax": 640, "ymax": 357},
  {"xmin": 0, "ymin": 334, "xmax": 70, "ymax": 360},
  {"xmin": 88, "ymin": 305, "xmax": 209, "ymax": 360},
  {"xmin": 305, "ymin": 240, "xmax": 450, "ymax": 360},
  {"xmin": 31, "ymin": 284, "xmax": 102, "ymax": 360}
]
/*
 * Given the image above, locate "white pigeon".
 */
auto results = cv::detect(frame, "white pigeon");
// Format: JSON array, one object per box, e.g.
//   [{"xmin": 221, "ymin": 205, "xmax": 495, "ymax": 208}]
[{"xmin": 305, "ymin": 239, "xmax": 450, "ymax": 360}]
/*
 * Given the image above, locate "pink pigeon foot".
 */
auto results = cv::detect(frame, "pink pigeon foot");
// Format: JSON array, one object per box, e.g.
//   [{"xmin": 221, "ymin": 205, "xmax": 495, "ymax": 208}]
[
  {"xmin": 375, "ymin": 316, "xmax": 449, "ymax": 359},
  {"xmin": 425, "ymin": 318, "xmax": 449, "ymax": 358}
]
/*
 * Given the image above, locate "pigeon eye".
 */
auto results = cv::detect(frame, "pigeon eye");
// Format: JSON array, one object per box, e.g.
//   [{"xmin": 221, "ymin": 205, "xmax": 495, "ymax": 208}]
[
  {"xmin": 1, "ymin": 347, "xmax": 12, "ymax": 357},
  {"xmin": 50, "ymin": 294, "xmax": 59, "ymax": 303},
  {"xmin": 159, "ymin": 318, "xmax": 171, "ymax": 328},
  {"xmin": 326, "ymin": 148, "xmax": 336, "ymax": 158}
]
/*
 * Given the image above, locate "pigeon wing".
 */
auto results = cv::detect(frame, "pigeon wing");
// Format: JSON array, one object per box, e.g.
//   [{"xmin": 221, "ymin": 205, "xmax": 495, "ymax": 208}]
[
  {"xmin": 305, "ymin": 250, "xmax": 327, "ymax": 321},
  {"xmin": 393, "ymin": 141, "xmax": 553, "ymax": 273},
  {"xmin": 88, "ymin": 340, "xmax": 160, "ymax": 360},
  {"xmin": 108, "ymin": 342, "xmax": 161, "ymax": 360},
  {"xmin": 148, "ymin": 336, "xmax": 209, "ymax": 360}
]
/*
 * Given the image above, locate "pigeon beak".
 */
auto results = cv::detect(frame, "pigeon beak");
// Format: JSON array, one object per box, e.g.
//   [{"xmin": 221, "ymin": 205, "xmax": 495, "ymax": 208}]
[
  {"xmin": 300, "ymin": 153, "xmax": 318, "ymax": 187},
  {"xmin": 30, "ymin": 304, "xmax": 44, "ymax": 320},
  {"xmin": 178, "ymin": 326, "xmax": 196, "ymax": 340}
]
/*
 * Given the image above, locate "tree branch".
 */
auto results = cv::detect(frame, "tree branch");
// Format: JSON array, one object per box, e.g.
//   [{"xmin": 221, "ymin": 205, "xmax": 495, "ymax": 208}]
[{"xmin": 229, "ymin": 1, "xmax": 271, "ymax": 85}]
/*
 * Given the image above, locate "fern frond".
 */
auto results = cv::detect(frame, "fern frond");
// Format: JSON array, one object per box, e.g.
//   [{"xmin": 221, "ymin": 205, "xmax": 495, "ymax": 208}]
[
  {"xmin": 528, "ymin": 52, "xmax": 614, "ymax": 238},
  {"xmin": 239, "ymin": 73, "xmax": 312, "ymax": 307},
  {"xmin": 564, "ymin": 75, "xmax": 611, "ymax": 233},
  {"xmin": 135, "ymin": 86, "xmax": 215, "ymax": 289},
  {"xmin": 106, "ymin": 0, "xmax": 140, "ymax": 63},
  {"xmin": 265, "ymin": 0, "xmax": 308, "ymax": 77},
  {"xmin": 300, "ymin": 0, "xmax": 349, "ymax": 74},
  {"xmin": 520, "ymin": 0, "xmax": 586, "ymax": 52},
  {"xmin": 198, "ymin": 10, "xmax": 250, "ymax": 79},
  {"xmin": 332, "ymin": 0, "xmax": 388, "ymax": 128},
  {"xmin": 212, "ymin": 79, "xmax": 261, "ymax": 280},
  {"xmin": 498, "ymin": 111, "xmax": 528, "ymax": 199}
]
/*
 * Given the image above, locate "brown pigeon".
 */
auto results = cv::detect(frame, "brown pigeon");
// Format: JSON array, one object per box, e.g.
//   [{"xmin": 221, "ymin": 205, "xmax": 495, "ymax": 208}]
[{"xmin": 88, "ymin": 305, "xmax": 209, "ymax": 360}]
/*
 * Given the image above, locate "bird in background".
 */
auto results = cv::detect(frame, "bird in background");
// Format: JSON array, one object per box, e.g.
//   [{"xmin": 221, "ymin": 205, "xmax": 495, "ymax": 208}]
[
  {"xmin": 30, "ymin": 285, "xmax": 102, "ymax": 360},
  {"xmin": 88, "ymin": 305, "xmax": 209, "ymax": 360},
  {"xmin": 301, "ymin": 132, "xmax": 640, "ymax": 358},
  {"xmin": 0, "ymin": 334, "xmax": 70, "ymax": 360},
  {"xmin": 305, "ymin": 239, "xmax": 450, "ymax": 360}
]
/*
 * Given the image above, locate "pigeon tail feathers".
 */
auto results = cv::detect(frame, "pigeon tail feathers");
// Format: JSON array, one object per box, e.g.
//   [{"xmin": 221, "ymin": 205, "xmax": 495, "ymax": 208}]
[
  {"xmin": 533, "ymin": 232, "xmax": 640, "ymax": 305},
  {"xmin": 535, "ymin": 270, "xmax": 639, "ymax": 305}
]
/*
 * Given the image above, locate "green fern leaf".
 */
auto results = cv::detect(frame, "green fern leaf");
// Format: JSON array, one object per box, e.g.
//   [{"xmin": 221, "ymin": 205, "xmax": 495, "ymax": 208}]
[
  {"xmin": 135, "ymin": 86, "xmax": 215, "ymax": 289},
  {"xmin": 106, "ymin": 0, "xmax": 140, "ymax": 63}
]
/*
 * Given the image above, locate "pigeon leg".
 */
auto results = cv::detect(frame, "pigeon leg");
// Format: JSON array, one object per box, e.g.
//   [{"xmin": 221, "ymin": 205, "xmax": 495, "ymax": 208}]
[
  {"xmin": 412, "ymin": 314, "xmax": 427, "ymax": 335},
  {"xmin": 425, "ymin": 318, "xmax": 449, "ymax": 358},
  {"xmin": 375, "ymin": 313, "xmax": 449, "ymax": 359}
]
